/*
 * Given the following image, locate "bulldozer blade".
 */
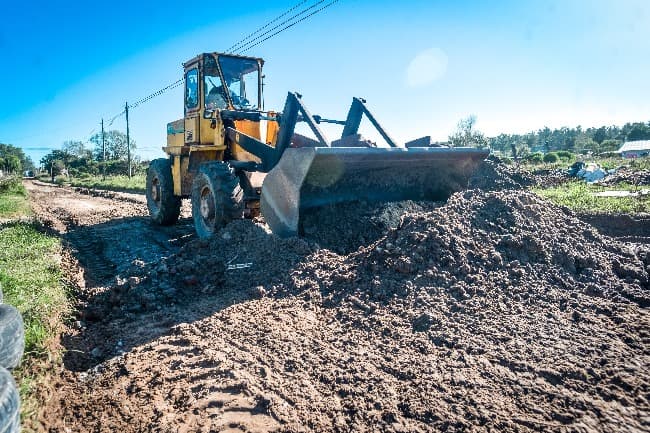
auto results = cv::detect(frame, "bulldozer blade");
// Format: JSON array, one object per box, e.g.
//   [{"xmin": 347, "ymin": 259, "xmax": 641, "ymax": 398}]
[{"xmin": 260, "ymin": 146, "xmax": 489, "ymax": 237}]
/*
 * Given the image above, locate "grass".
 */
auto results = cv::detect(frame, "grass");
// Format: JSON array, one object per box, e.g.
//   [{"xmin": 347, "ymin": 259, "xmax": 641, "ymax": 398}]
[
  {"xmin": 533, "ymin": 181, "xmax": 650, "ymax": 213},
  {"xmin": 68, "ymin": 174, "xmax": 146, "ymax": 193},
  {"xmin": 0, "ymin": 177, "xmax": 31, "ymax": 218},
  {"xmin": 0, "ymin": 180, "xmax": 70, "ymax": 431}
]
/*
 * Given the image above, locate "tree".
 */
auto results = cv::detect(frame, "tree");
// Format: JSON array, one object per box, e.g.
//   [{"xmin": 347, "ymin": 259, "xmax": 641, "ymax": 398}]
[
  {"xmin": 449, "ymin": 115, "xmax": 488, "ymax": 148},
  {"xmin": 626, "ymin": 122, "xmax": 650, "ymax": 141},
  {"xmin": 1, "ymin": 155, "xmax": 20, "ymax": 173},
  {"xmin": 600, "ymin": 139, "xmax": 621, "ymax": 153},
  {"xmin": 63, "ymin": 140, "xmax": 91, "ymax": 159},
  {"xmin": 40, "ymin": 150, "xmax": 74, "ymax": 174},
  {"xmin": 0, "ymin": 143, "xmax": 27, "ymax": 174},
  {"xmin": 90, "ymin": 130, "xmax": 135, "ymax": 161},
  {"xmin": 593, "ymin": 126, "xmax": 608, "ymax": 145}
]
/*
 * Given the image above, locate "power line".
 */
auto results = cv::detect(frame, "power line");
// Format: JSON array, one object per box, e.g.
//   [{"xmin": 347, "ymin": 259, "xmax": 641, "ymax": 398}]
[
  {"xmin": 128, "ymin": 78, "xmax": 184, "ymax": 110},
  {"xmin": 67, "ymin": 0, "xmax": 339, "ymax": 160},
  {"xmin": 234, "ymin": 0, "xmax": 332, "ymax": 54},
  {"xmin": 107, "ymin": 110, "xmax": 126, "ymax": 127},
  {"xmin": 226, "ymin": 0, "xmax": 311, "ymax": 53}
]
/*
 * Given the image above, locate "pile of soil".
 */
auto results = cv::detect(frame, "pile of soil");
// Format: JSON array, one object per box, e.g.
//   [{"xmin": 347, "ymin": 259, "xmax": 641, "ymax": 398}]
[
  {"xmin": 302, "ymin": 201, "xmax": 441, "ymax": 254},
  {"xmin": 599, "ymin": 168, "xmax": 650, "ymax": 186},
  {"xmin": 48, "ymin": 189, "xmax": 650, "ymax": 432},
  {"xmin": 531, "ymin": 168, "xmax": 570, "ymax": 187},
  {"xmin": 469, "ymin": 156, "xmax": 536, "ymax": 191}
]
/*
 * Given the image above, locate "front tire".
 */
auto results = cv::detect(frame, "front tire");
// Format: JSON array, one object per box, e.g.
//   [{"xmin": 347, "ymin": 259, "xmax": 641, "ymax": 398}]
[
  {"xmin": 0, "ymin": 305, "xmax": 24, "ymax": 370},
  {"xmin": 191, "ymin": 162, "xmax": 243, "ymax": 239},
  {"xmin": 0, "ymin": 366, "xmax": 20, "ymax": 433},
  {"xmin": 146, "ymin": 158, "xmax": 181, "ymax": 225}
]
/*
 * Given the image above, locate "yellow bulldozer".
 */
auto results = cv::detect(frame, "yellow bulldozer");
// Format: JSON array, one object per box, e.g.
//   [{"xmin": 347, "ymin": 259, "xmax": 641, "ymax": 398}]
[{"xmin": 146, "ymin": 52, "xmax": 488, "ymax": 238}]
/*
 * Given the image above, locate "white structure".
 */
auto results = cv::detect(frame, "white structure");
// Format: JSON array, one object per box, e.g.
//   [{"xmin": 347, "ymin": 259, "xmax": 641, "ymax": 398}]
[{"xmin": 618, "ymin": 140, "xmax": 650, "ymax": 158}]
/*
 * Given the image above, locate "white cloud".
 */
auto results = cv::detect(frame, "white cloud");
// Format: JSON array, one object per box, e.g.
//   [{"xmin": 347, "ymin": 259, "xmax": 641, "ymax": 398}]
[{"xmin": 406, "ymin": 48, "xmax": 448, "ymax": 88}]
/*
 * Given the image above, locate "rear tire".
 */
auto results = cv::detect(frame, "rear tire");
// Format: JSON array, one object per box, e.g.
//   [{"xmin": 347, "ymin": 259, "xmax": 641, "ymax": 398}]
[
  {"xmin": 0, "ymin": 305, "xmax": 24, "ymax": 370},
  {"xmin": 0, "ymin": 366, "xmax": 20, "ymax": 433},
  {"xmin": 191, "ymin": 162, "xmax": 243, "ymax": 239},
  {"xmin": 146, "ymin": 158, "xmax": 181, "ymax": 225}
]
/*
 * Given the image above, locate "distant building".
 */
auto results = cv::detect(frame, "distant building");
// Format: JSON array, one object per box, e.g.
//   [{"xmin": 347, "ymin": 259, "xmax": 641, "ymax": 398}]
[{"xmin": 618, "ymin": 140, "xmax": 650, "ymax": 158}]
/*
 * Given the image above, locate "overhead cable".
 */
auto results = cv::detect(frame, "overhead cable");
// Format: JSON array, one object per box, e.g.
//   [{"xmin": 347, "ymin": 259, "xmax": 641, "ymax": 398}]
[
  {"xmin": 235, "ymin": 0, "xmax": 334, "ymax": 53},
  {"xmin": 226, "ymin": 0, "xmax": 311, "ymax": 53}
]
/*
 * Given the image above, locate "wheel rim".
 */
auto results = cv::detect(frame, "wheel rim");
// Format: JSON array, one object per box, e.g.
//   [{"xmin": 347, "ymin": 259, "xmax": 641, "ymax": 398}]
[{"xmin": 199, "ymin": 186, "xmax": 215, "ymax": 226}]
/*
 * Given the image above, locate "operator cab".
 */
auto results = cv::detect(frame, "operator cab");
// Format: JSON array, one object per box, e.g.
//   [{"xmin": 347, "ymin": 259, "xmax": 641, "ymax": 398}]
[{"xmin": 183, "ymin": 53, "xmax": 263, "ymax": 118}]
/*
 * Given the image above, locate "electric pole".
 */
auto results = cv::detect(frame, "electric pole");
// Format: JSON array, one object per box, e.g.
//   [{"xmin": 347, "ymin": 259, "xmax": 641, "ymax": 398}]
[
  {"xmin": 125, "ymin": 102, "xmax": 131, "ymax": 178},
  {"xmin": 101, "ymin": 118, "xmax": 106, "ymax": 180}
]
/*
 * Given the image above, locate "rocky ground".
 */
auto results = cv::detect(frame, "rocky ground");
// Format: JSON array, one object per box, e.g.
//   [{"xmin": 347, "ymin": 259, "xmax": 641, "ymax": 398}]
[{"xmin": 21, "ymin": 164, "xmax": 650, "ymax": 432}]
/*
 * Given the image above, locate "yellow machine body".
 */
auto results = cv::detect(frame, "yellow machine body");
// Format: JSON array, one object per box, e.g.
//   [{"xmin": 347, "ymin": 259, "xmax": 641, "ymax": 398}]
[{"xmin": 163, "ymin": 53, "xmax": 277, "ymax": 197}]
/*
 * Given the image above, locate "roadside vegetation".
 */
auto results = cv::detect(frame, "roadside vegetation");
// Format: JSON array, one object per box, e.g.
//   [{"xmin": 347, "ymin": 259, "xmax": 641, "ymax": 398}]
[
  {"xmin": 533, "ymin": 181, "xmax": 649, "ymax": 214},
  {"xmin": 0, "ymin": 177, "xmax": 30, "ymax": 218},
  {"xmin": 68, "ymin": 173, "xmax": 146, "ymax": 193},
  {"xmin": 0, "ymin": 178, "xmax": 70, "ymax": 430}
]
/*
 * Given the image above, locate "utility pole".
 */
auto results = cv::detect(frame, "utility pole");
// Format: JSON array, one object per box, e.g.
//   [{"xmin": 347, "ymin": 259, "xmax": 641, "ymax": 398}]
[
  {"xmin": 125, "ymin": 102, "xmax": 131, "ymax": 178},
  {"xmin": 101, "ymin": 118, "xmax": 106, "ymax": 180}
]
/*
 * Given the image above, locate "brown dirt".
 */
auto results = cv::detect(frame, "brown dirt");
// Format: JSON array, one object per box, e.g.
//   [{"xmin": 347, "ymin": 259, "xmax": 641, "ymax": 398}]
[
  {"xmin": 598, "ymin": 168, "xmax": 650, "ymax": 187},
  {"xmin": 468, "ymin": 156, "xmax": 536, "ymax": 191},
  {"xmin": 21, "ymin": 178, "xmax": 650, "ymax": 433}
]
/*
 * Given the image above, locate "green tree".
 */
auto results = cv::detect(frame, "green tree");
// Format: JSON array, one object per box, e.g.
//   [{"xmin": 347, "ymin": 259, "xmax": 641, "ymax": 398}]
[
  {"xmin": 626, "ymin": 122, "xmax": 650, "ymax": 141},
  {"xmin": 449, "ymin": 115, "xmax": 488, "ymax": 148},
  {"xmin": 40, "ymin": 150, "xmax": 74, "ymax": 173},
  {"xmin": 600, "ymin": 139, "xmax": 621, "ymax": 153},
  {"xmin": 593, "ymin": 126, "xmax": 608, "ymax": 144},
  {"xmin": 63, "ymin": 140, "xmax": 92, "ymax": 159},
  {"xmin": 0, "ymin": 143, "xmax": 28, "ymax": 174},
  {"xmin": 90, "ymin": 130, "xmax": 135, "ymax": 161}
]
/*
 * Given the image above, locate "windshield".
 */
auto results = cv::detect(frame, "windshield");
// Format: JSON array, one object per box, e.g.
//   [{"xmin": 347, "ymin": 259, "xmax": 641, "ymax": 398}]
[{"xmin": 208, "ymin": 55, "xmax": 260, "ymax": 111}]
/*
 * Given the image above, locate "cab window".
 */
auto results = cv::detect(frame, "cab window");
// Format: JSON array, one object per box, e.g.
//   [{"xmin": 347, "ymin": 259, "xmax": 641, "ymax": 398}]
[{"xmin": 185, "ymin": 68, "xmax": 198, "ymax": 109}]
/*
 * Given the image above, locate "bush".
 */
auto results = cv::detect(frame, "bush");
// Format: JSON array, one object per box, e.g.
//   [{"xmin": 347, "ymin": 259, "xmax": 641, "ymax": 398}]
[
  {"xmin": 0, "ymin": 177, "xmax": 23, "ymax": 195},
  {"xmin": 555, "ymin": 151, "xmax": 574, "ymax": 161},
  {"xmin": 499, "ymin": 156, "xmax": 513, "ymax": 165},
  {"xmin": 543, "ymin": 152, "xmax": 559, "ymax": 163},
  {"xmin": 526, "ymin": 152, "xmax": 544, "ymax": 164}
]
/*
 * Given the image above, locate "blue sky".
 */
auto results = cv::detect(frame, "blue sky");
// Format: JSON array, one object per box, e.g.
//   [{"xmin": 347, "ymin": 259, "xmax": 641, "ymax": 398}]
[{"xmin": 1, "ymin": 0, "xmax": 649, "ymax": 164}]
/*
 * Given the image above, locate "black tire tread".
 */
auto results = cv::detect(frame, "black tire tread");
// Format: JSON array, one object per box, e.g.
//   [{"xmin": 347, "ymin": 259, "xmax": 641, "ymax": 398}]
[
  {"xmin": 146, "ymin": 158, "xmax": 181, "ymax": 226},
  {"xmin": 0, "ymin": 366, "xmax": 20, "ymax": 433},
  {"xmin": 0, "ymin": 305, "xmax": 24, "ymax": 371},
  {"xmin": 191, "ymin": 162, "xmax": 243, "ymax": 238}
]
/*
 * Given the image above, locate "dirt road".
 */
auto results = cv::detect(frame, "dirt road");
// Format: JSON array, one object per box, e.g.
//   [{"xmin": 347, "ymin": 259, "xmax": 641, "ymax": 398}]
[{"xmin": 23, "ymin": 180, "xmax": 649, "ymax": 432}]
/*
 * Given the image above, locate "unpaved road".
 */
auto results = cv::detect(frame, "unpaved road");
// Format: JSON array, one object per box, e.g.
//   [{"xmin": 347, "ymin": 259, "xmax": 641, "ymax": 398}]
[{"xmin": 23, "ymin": 179, "xmax": 650, "ymax": 432}]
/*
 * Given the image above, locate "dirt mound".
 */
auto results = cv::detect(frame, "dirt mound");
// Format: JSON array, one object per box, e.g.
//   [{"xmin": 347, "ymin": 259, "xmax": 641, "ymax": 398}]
[
  {"xmin": 48, "ymin": 189, "xmax": 650, "ymax": 432},
  {"xmin": 302, "ymin": 201, "xmax": 442, "ymax": 253},
  {"xmin": 531, "ymin": 168, "xmax": 570, "ymax": 187},
  {"xmin": 469, "ymin": 156, "xmax": 536, "ymax": 191},
  {"xmin": 599, "ymin": 168, "xmax": 650, "ymax": 186}
]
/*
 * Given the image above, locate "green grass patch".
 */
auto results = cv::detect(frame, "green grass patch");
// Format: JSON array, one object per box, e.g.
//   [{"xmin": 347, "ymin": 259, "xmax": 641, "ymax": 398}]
[
  {"xmin": 0, "ymin": 181, "xmax": 70, "ymax": 431},
  {"xmin": 0, "ymin": 223, "xmax": 67, "ymax": 354},
  {"xmin": 0, "ymin": 177, "xmax": 30, "ymax": 218},
  {"xmin": 69, "ymin": 174, "xmax": 146, "ymax": 193},
  {"xmin": 533, "ymin": 181, "xmax": 650, "ymax": 213}
]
